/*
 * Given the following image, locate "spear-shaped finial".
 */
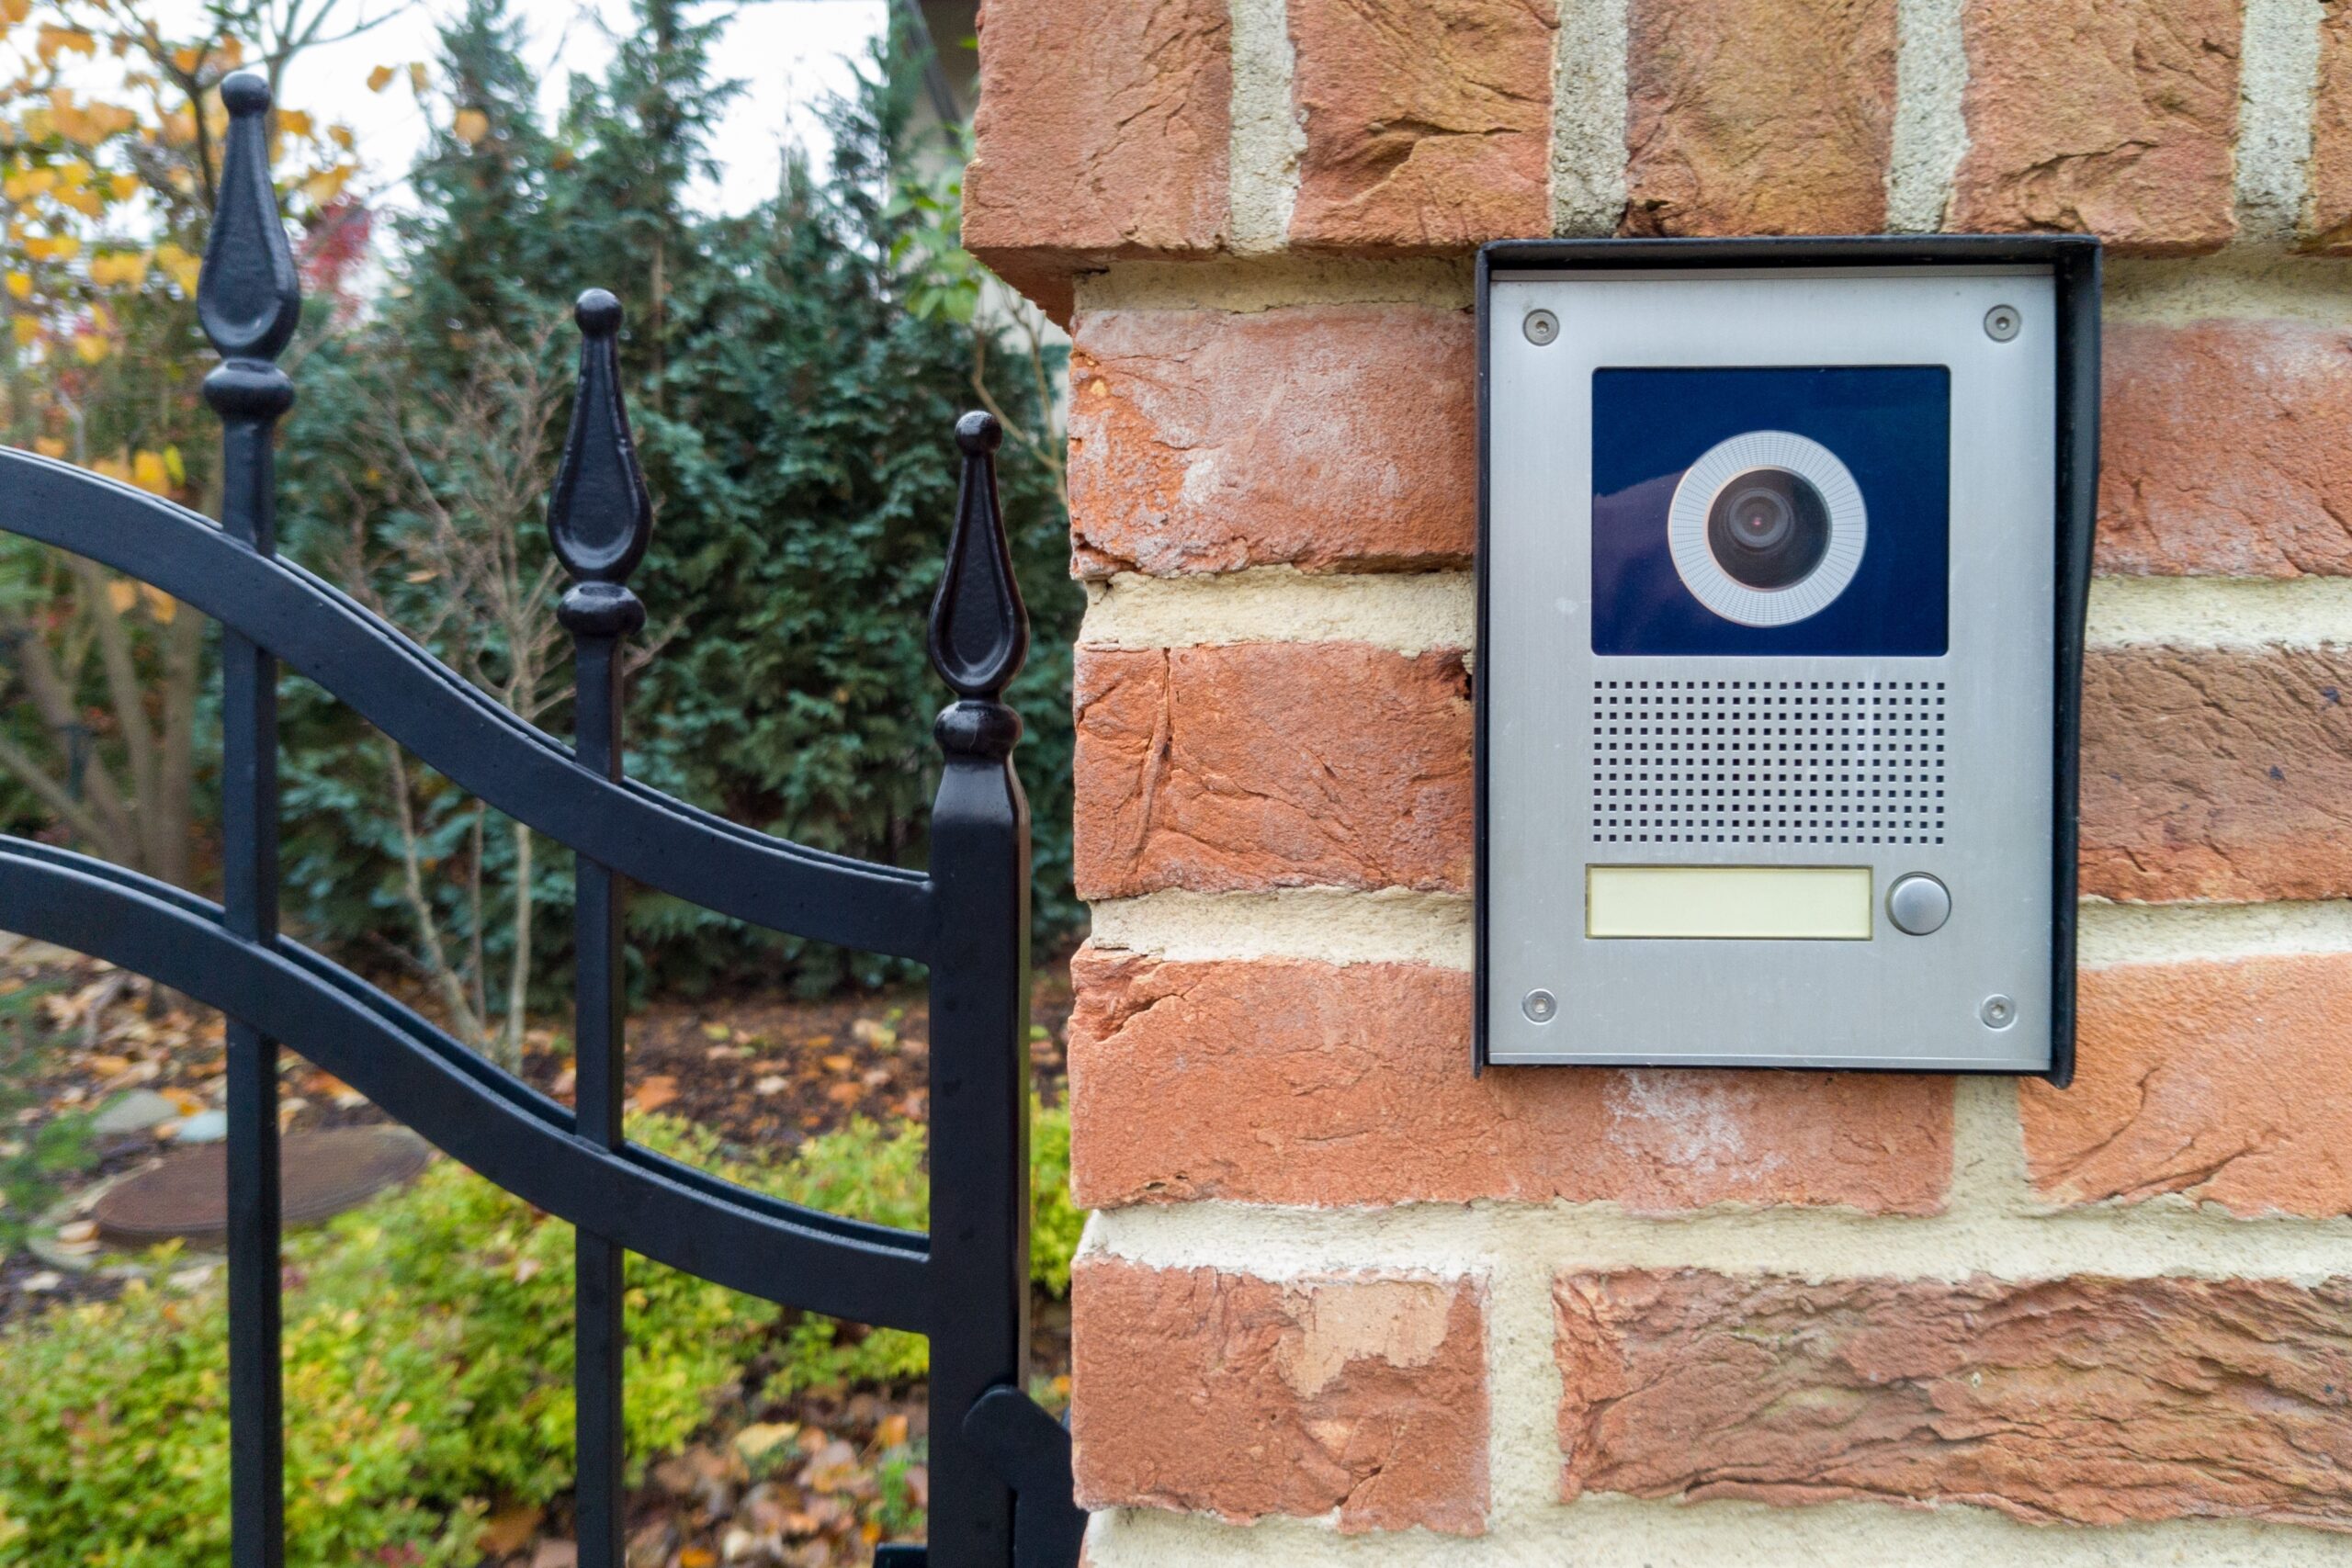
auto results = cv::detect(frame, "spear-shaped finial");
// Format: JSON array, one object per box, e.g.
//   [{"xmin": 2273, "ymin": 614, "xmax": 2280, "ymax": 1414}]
[
  {"xmin": 928, "ymin": 412, "xmax": 1029, "ymax": 717},
  {"xmin": 198, "ymin": 72, "xmax": 301, "ymax": 366},
  {"xmin": 548, "ymin": 290, "xmax": 653, "ymax": 628}
]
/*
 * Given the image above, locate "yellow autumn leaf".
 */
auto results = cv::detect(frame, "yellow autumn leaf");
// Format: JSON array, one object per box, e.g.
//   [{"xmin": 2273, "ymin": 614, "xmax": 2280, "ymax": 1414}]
[
  {"xmin": 162, "ymin": 446, "xmax": 185, "ymax": 484},
  {"xmin": 4, "ymin": 167, "xmax": 56, "ymax": 201},
  {"xmin": 22, "ymin": 234, "xmax": 80, "ymax": 263},
  {"xmin": 0, "ymin": 0, "xmax": 28, "ymax": 24},
  {"xmin": 329, "ymin": 124, "xmax": 355, "ymax": 151},
  {"xmin": 367, "ymin": 63, "xmax": 395, "ymax": 93},
  {"xmin": 73, "ymin": 333, "xmax": 108, "ymax": 364},
  {"xmin": 12, "ymin": 318, "xmax": 39, "ymax": 348},
  {"xmin": 89, "ymin": 251, "xmax": 148, "ymax": 287},
  {"xmin": 153, "ymin": 241, "xmax": 198, "ymax": 295},
  {"xmin": 31, "ymin": 434, "xmax": 63, "ymax": 457},
  {"xmin": 277, "ymin": 108, "xmax": 312, "ymax": 138},
  {"xmin": 37, "ymin": 26, "xmax": 96, "ymax": 62},
  {"xmin": 141, "ymin": 584, "xmax": 176, "ymax": 624},
  {"xmin": 130, "ymin": 449, "xmax": 168, "ymax": 493},
  {"xmin": 4, "ymin": 272, "xmax": 28, "ymax": 299},
  {"xmin": 299, "ymin": 164, "xmax": 351, "ymax": 206},
  {"xmin": 53, "ymin": 185, "xmax": 104, "ymax": 218},
  {"xmin": 107, "ymin": 578, "xmax": 136, "ymax": 614},
  {"xmin": 93, "ymin": 455, "xmax": 129, "ymax": 483},
  {"xmin": 408, "ymin": 62, "xmax": 428, "ymax": 94},
  {"xmin": 453, "ymin": 107, "xmax": 489, "ymax": 143}
]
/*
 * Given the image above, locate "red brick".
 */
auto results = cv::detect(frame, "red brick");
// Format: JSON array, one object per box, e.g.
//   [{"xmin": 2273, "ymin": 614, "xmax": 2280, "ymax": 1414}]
[
  {"xmin": 1073, "ymin": 1259, "xmax": 1488, "ymax": 1535},
  {"xmin": 1556, "ymin": 1269, "xmax": 2352, "ymax": 1528},
  {"xmin": 2080, "ymin": 647, "xmax": 2352, "ymax": 903},
  {"xmin": 2098, "ymin": 321, "xmax": 2352, "ymax": 577},
  {"xmin": 1952, "ymin": 0, "xmax": 2240, "ymax": 254},
  {"xmin": 1068, "ymin": 948, "xmax": 1954, "ymax": 1213},
  {"xmin": 2025, "ymin": 953, "xmax": 2352, "ymax": 1215},
  {"xmin": 1623, "ymin": 0, "xmax": 1897, "ymax": 237},
  {"xmin": 1071, "ymin": 643, "xmax": 1473, "ymax": 900},
  {"xmin": 2310, "ymin": 0, "xmax": 2352, "ymax": 252},
  {"xmin": 963, "ymin": 0, "xmax": 1231, "ymax": 319},
  {"xmin": 1068, "ymin": 307, "xmax": 1478, "ymax": 579},
  {"xmin": 1074, "ymin": 643, "xmax": 2345, "ymax": 904},
  {"xmin": 1288, "ymin": 0, "xmax": 1557, "ymax": 252}
]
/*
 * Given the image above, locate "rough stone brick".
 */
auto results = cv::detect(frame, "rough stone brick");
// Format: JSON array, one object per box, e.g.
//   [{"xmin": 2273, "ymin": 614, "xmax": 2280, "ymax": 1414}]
[
  {"xmin": 2079, "ymin": 647, "xmax": 2352, "ymax": 903},
  {"xmin": 1622, "ymin": 0, "xmax": 1898, "ymax": 236},
  {"xmin": 1068, "ymin": 948, "xmax": 1954, "ymax": 1213},
  {"xmin": 1288, "ymin": 0, "xmax": 1557, "ymax": 251},
  {"xmin": 1952, "ymin": 0, "xmax": 2240, "ymax": 253},
  {"xmin": 2098, "ymin": 320, "xmax": 2352, "ymax": 577},
  {"xmin": 962, "ymin": 0, "xmax": 1231, "ymax": 319},
  {"xmin": 1068, "ymin": 307, "xmax": 1478, "ymax": 579},
  {"xmin": 1556, "ymin": 1269, "xmax": 2352, "ymax": 1528},
  {"xmin": 1071, "ymin": 643, "xmax": 1473, "ymax": 900},
  {"xmin": 2310, "ymin": 0, "xmax": 2352, "ymax": 251},
  {"xmin": 1073, "ymin": 1259, "xmax": 1488, "ymax": 1535},
  {"xmin": 2025, "ymin": 953, "xmax": 2352, "ymax": 1215}
]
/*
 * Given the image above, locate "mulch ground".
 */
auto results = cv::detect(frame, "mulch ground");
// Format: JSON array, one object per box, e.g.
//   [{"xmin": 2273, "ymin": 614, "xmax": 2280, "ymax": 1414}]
[{"xmin": 0, "ymin": 933, "xmax": 1080, "ymax": 1566}]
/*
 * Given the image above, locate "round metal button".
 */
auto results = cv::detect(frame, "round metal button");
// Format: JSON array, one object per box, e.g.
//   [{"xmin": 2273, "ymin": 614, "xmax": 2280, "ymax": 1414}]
[{"xmin": 1886, "ymin": 874, "xmax": 1951, "ymax": 936}]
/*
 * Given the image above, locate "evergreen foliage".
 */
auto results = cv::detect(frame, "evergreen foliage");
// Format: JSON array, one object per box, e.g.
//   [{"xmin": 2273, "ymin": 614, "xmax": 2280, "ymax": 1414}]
[{"xmin": 274, "ymin": 0, "xmax": 1080, "ymax": 1001}]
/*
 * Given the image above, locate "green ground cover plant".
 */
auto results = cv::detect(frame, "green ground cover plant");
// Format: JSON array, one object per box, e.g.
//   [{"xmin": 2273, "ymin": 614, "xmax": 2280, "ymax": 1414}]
[{"xmin": 0, "ymin": 1104, "xmax": 1080, "ymax": 1565}]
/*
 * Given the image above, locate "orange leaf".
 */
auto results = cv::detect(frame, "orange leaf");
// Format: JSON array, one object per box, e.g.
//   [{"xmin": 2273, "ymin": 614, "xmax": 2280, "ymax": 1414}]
[
  {"xmin": 366, "ymin": 64, "xmax": 394, "ymax": 93},
  {"xmin": 631, "ymin": 1074, "xmax": 679, "ymax": 1112},
  {"xmin": 452, "ymin": 107, "xmax": 488, "ymax": 143}
]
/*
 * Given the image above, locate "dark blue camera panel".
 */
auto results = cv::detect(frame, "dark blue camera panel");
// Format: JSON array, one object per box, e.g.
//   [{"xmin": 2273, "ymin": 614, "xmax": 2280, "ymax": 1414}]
[{"xmin": 1589, "ymin": 366, "xmax": 1950, "ymax": 657}]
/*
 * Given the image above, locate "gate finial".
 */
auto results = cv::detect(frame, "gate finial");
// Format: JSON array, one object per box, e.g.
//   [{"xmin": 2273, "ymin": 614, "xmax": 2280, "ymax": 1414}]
[
  {"xmin": 548, "ymin": 288, "xmax": 654, "ymax": 624},
  {"xmin": 198, "ymin": 72, "xmax": 301, "ymax": 366},
  {"xmin": 928, "ymin": 412, "xmax": 1029, "ymax": 751}
]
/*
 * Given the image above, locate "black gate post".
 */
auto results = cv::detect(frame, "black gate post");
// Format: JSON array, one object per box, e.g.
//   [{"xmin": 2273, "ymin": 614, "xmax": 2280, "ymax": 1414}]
[
  {"xmin": 920, "ymin": 412, "xmax": 1033, "ymax": 1568},
  {"xmin": 198, "ymin": 71, "xmax": 303, "ymax": 1568},
  {"xmin": 548, "ymin": 288, "xmax": 656, "ymax": 1568}
]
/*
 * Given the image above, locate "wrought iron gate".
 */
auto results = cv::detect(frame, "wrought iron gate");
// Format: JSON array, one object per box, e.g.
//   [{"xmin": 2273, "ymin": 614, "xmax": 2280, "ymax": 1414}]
[{"xmin": 0, "ymin": 73, "xmax": 1084, "ymax": 1568}]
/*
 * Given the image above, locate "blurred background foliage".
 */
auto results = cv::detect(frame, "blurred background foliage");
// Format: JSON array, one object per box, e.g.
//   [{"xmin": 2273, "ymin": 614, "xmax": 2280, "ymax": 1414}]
[{"xmin": 0, "ymin": 0, "xmax": 1079, "ymax": 1025}]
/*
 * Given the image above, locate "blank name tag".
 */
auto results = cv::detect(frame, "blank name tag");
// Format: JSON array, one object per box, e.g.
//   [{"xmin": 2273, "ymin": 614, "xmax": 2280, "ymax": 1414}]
[{"xmin": 1585, "ymin": 864, "xmax": 1874, "ymax": 941}]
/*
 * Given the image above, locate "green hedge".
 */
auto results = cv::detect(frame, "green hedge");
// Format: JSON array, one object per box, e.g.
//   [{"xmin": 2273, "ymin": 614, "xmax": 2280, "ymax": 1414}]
[{"xmin": 0, "ymin": 1107, "xmax": 1080, "ymax": 1565}]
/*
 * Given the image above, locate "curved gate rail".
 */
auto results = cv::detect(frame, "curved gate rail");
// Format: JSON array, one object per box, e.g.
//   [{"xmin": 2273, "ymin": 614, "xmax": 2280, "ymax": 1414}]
[{"xmin": 0, "ymin": 73, "xmax": 1084, "ymax": 1568}]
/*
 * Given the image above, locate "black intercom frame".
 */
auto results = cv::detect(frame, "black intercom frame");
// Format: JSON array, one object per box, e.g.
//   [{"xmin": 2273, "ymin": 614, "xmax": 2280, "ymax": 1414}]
[{"xmin": 1473, "ymin": 234, "xmax": 2102, "ymax": 1087}]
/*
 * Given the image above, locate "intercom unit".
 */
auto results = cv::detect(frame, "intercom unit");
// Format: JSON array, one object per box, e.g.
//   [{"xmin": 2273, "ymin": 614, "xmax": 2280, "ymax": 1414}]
[{"xmin": 1476, "ymin": 237, "xmax": 2099, "ymax": 1080}]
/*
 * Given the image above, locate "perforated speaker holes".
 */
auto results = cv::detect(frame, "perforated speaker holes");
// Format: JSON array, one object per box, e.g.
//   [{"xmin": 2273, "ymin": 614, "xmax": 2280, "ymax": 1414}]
[{"xmin": 1590, "ymin": 680, "xmax": 1948, "ymax": 846}]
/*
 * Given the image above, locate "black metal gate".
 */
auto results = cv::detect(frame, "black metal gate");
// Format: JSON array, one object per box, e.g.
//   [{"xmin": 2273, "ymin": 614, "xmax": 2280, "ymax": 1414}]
[{"xmin": 0, "ymin": 73, "xmax": 1083, "ymax": 1568}]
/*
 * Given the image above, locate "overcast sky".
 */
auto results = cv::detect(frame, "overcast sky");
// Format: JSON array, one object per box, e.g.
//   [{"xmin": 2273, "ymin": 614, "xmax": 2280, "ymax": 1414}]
[{"xmin": 257, "ymin": 0, "xmax": 889, "ymax": 214}]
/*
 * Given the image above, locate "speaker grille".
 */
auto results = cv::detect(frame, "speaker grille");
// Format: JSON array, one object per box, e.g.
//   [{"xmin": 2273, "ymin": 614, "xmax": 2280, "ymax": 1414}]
[{"xmin": 1590, "ymin": 680, "xmax": 1948, "ymax": 846}]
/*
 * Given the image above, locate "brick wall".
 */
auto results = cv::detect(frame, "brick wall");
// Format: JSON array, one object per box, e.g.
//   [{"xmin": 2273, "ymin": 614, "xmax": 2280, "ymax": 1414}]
[{"xmin": 967, "ymin": 1, "xmax": 2352, "ymax": 1561}]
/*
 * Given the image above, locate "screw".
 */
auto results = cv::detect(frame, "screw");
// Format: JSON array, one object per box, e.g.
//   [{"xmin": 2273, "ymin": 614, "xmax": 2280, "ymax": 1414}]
[
  {"xmin": 1522, "ymin": 988, "xmax": 1557, "ymax": 1023},
  {"xmin": 1523, "ymin": 309, "xmax": 1559, "ymax": 347},
  {"xmin": 1980, "ymin": 994, "xmax": 2017, "ymax": 1030},
  {"xmin": 1984, "ymin": 304, "xmax": 2021, "ymax": 342}
]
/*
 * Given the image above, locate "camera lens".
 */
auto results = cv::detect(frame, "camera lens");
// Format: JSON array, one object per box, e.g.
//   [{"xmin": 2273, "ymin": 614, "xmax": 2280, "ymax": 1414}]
[{"xmin": 1706, "ymin": 468, "xmax": 1830, "ymax": 590}]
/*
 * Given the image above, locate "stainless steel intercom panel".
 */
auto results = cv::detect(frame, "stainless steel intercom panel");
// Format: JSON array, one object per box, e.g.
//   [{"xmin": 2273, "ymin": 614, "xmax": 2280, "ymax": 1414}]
[{"xmin": 1476, "ymin": 239, "xmax": 2099, "ymax": 1078}]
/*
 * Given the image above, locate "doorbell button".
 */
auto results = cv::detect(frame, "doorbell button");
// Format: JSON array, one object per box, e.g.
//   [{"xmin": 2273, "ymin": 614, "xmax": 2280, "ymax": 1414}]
[{"xmin": 1887, "ymin": 874, "xmax": 1951, "ymax": 936}]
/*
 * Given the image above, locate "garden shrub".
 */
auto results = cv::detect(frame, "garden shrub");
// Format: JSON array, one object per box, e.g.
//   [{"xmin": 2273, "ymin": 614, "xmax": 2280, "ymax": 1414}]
[{"xmin": 0, "ymin": 1105, "xmax": 1082, "ymax": 1564}]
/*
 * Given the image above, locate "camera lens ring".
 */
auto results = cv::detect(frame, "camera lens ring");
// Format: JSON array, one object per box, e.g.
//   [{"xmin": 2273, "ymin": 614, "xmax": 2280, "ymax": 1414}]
[{"xmin": 1667, "ymin": 431, "xmax": 1867, "ymax": 627}]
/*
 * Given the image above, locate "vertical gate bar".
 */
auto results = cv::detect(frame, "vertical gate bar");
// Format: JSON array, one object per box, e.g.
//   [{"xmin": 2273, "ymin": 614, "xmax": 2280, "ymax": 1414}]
[
  {"xmin": 922, "ymin": 412, "xmax": 1033, "ymax": 1568},
  {"xmin": 198, "ymin": 72, "xmax": 303, "ymax": 1568},
  {"xmin": 547, "ymin": 289, "xmax": 653, "ymax": 1568}
]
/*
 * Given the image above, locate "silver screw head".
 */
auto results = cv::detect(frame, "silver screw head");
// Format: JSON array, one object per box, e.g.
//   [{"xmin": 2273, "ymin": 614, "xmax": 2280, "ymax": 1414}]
[
  {"xmin": 1523, "ymin": 309, "xmax": 1559, "ymax": 346},
  {"xmin": 1522, "ymin": 988, "xmax": 1557, "ymax": 1023},
  {"xmin": 1980, "ymin": 994, "xmax": 2017, "ymax": 1030},
  {"xmin": 1984, "ymin": 304, "xmax": 2021, "ymax": 342}
]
